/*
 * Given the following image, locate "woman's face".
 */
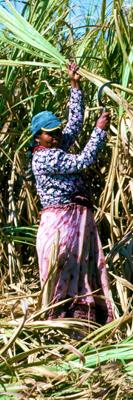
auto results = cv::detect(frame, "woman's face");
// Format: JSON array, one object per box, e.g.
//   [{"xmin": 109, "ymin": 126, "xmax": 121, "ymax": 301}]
[{"xmin": 35, "ymin": 129, "xmax": 62, "ymax": 148}]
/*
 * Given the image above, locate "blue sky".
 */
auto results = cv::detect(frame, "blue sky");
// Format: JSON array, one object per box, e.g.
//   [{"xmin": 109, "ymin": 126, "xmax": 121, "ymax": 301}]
[
  {"xmin": 0, "ymin": 0, "xmax": 105, "ymax": 15},
  {"xmin": 0, "ymin": 0, "xmax": 110, "ymax": 31},
  {"xmin": 70, "ymin": 0, "xmax": 133, "ymax": 24},
  {"xmin": 0, "ymin": 0, "xmax": 26, "ymax": 13},
  {"xmin": 0, "ymin": 1, "xmax": 132, "ymax": 20},
  {"xmin": 70, "ymin": 0, "xmax": 109, "ymax": 21},
  {"xmin": 69, "ymin": 1, "xmax": 113, "ymax": 36}
]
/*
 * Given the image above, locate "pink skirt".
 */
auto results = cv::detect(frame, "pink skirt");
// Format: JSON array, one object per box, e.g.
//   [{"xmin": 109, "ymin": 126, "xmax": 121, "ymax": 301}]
[{"xmin": 36, "ymin": 204, "xmax": 113, "ymax": 322}]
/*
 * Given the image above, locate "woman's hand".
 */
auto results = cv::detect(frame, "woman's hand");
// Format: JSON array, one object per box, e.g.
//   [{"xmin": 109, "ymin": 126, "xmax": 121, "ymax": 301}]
[
  {"xmin": 96, "ymin": 112, "xmax": 110, "ymax": 130},
  {"xmin": 68, "ymin": 63, "xmax": 81, "ymax": 89}
]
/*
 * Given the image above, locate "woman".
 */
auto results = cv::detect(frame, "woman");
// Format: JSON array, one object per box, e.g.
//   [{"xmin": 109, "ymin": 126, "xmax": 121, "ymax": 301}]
[{"xmin": 31, "ymin": 64, "xmax": 113, "ymax": 323}]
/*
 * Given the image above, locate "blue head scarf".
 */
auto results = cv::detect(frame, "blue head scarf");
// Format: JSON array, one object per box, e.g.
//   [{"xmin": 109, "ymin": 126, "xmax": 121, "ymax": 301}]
[{"xmin": 31, "ymin": 111, "xmax": 62, "ymax": 135}]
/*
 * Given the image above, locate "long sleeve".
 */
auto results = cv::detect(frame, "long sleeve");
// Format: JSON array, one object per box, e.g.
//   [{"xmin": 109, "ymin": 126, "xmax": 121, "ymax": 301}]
[
  {"xmin": 33, "ymin": 127, "xmax": 106, "ymax": 176},
  {"xmin": 61, "ymin": 87, "xmax": 84, "ymax": 151}
]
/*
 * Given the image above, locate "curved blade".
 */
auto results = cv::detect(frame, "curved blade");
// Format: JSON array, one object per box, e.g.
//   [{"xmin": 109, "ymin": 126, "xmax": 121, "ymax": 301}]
[{"xmin": 98, "ymin": 81, "xmax": 113, "ymax": 108}]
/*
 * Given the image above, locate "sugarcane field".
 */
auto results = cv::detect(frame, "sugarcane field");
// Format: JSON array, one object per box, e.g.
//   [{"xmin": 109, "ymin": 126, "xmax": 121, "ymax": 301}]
[{"xmin": 0, "ymin": 0, "xmax": 133, "ymax": 399}]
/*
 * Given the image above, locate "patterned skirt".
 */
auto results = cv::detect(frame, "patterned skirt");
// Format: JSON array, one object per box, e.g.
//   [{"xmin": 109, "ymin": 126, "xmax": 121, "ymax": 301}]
[{"xmin": 36, "ymin": 204, "xmax": 113, "ymax": 323}]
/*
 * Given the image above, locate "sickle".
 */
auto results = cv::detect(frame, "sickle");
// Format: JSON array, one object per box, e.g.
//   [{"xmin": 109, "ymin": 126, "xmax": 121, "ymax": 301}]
[{"xmin": 98, "ymin": 81, "xmax": 113, "ymax": 111}]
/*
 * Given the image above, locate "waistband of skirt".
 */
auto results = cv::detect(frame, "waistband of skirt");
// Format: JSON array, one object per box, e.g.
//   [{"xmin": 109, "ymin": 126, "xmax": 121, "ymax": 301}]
[{"xmin": 39, "ymin": 202, "xmax": 89, "ymax": 215}]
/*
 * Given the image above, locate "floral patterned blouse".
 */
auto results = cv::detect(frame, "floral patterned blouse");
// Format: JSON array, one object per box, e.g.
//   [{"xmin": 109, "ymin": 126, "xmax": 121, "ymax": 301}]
[{"xmin": 32, "ymin": 88, "xmax": 106, "ymax": 208}]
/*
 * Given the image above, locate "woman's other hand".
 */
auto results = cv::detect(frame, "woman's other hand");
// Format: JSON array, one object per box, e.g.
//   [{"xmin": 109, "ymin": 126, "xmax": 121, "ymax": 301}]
[
  {"xmin": 96, "ymin": 112, "xmax": 110, "ymax": 130},
  {"xmin": 68, "ymin": 63, "xmax": 81, "ymax": 89}
]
